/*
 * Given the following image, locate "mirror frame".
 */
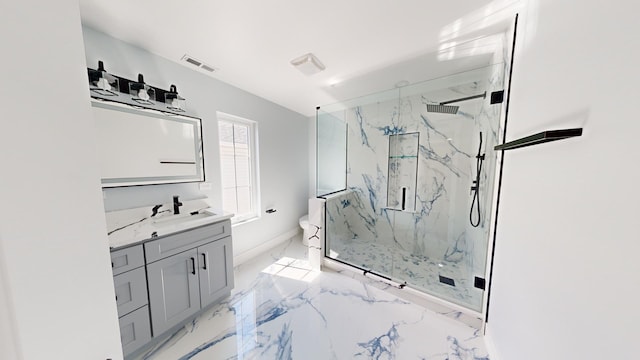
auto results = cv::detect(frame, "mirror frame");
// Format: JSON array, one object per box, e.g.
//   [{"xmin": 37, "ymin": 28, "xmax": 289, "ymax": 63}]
[{"xmin": 91, "ymin": 99, "xmax": 205, "ymax": 188}]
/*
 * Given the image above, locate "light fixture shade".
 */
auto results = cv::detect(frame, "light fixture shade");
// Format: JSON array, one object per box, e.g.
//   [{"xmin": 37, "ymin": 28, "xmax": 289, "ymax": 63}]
[
  {"xmin": 89, "ymin": 60, "xmax": 119, "ymax": 96},
  {"xmin": 129, "ymin": 74, "xmax": 155, "ymax": 105},
  {"xmin": 165, "ymin": 84, "xmax": 186, "ymax": 112},
  {"xmin": 290, "ymin": 53, "xmax": 325, "ymax": 75}
]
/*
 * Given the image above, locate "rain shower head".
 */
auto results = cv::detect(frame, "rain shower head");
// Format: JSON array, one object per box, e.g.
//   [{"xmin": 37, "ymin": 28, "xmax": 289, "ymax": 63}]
[
  {"xmin": 426, "ymin": 104, "xmax": 459, "ymax": 114},
  {"xmin": 426, "ymin": 91, "xmax": 487, "ymax": 114}
]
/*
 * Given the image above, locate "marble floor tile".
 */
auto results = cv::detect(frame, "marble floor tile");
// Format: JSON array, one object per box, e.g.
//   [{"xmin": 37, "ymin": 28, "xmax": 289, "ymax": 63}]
[
  {"xmin": 328, "ymin": 238, "xmax": 484, "ymax": 311},
  {"xmin": 136, "ymin": 235, "xmax": 490, "ymax": 360}
]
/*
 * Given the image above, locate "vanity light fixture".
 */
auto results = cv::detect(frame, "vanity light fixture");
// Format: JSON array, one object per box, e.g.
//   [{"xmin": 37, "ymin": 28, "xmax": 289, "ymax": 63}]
[
  {"xmin": 165, "ymin": 84, "xmax": 186, "ymax": 112},
  {"xmin": 88, "ymin": 60, "xmax": 119, "ymax": 96},
  {"xmin": 129, "ymin": 74, "xmax": 155, "ymax": 105},
  {"xmin": 290, "ymin": 53, "xmax": 325, "ymax": 75}
]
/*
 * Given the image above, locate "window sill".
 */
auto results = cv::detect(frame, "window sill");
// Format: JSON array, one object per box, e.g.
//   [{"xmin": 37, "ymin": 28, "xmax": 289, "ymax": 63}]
[{"xmin": 231, "ymin": 215, "xmax": 260, "ymax": 227}]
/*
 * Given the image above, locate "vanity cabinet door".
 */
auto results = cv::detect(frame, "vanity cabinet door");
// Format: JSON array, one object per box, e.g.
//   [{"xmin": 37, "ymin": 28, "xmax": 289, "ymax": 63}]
[
  {"xmin": 147, "ymin": 249, "xmax": 200, "ymax": 336},
  {"xmin": 198, "ymin": 236, "xmax": 234, "ymax": 308}
]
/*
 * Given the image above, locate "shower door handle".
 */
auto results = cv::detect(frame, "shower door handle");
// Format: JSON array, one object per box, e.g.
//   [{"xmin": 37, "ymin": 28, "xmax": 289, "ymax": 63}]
[{"xmin": 401, "ymin": 187, "xmax": 407, "ymax": 210}]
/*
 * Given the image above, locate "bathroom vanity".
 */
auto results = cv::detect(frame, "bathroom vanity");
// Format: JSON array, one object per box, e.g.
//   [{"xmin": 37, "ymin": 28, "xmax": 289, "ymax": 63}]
[
  {"xmin": 106, "ymin": 201, "xmax": 234, "ymax": 358},
  {"xmin": 90, "ymin": 67, "xmax": 233, "ymax": 357}
]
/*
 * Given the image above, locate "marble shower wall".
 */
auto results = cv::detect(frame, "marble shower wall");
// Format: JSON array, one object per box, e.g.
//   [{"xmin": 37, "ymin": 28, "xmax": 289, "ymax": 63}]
[{"xmin": 323, "ymin": 63, "xmax": 505, "ymax": 280}]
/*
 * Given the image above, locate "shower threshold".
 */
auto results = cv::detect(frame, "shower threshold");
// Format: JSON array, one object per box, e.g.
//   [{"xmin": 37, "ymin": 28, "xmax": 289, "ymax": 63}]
[
  {"xmin": 325, "ymin": 240, "xmax": 485, "ymax": 327},
  {"xmin": 323, "ymin": 256, "xmax": 485, "ymax": 329}
]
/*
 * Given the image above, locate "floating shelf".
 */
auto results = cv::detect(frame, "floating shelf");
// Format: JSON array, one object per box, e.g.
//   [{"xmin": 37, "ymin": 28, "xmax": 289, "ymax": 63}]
[{"xmin": 494, "ymin": 128, "xmax": 583, "ymax": 151}]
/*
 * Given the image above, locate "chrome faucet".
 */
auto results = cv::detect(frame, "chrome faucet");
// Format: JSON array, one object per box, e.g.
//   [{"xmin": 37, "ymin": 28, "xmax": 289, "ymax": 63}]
[{"xmin": 173, "ymin": 195, "xmax": 183, "ymax": 214}]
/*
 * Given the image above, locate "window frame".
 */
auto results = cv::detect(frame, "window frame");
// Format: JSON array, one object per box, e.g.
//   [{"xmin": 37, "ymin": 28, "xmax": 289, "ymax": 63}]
[{"xmin": 217, "ymin": 112, "xmax": 261, "ymax": 225}]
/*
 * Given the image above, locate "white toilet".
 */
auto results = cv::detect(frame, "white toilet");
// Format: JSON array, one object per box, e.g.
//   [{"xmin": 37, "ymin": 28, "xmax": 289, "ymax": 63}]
[{"xmin": 298, "ymin": 215, "xmax": 309, "ymax": 246}]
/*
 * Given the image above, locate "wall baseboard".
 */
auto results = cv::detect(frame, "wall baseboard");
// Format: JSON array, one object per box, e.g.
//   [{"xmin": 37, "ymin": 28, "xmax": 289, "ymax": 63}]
[
  {"xmin": 484, "ymin": 324, "xmax": 501, "ymax": 360},
  {"xmin": 233, "ymin": 228, "xmax": 301, "ymax": 266}
]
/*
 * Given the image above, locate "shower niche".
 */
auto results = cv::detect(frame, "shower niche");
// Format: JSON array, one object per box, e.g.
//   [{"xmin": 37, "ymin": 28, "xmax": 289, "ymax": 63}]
[{"xmin": 386, "ymin": 132, "xmax": 419, "ymax": 212}]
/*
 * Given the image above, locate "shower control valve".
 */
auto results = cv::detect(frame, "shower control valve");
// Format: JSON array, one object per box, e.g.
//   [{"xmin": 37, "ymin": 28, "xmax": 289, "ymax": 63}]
[{"xmin": 470, "ymin": 181, "xmax": 479, "ymax": 194}]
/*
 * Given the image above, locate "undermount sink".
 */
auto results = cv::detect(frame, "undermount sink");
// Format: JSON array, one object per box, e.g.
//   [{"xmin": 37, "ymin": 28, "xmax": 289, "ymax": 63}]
[{"xmin": 151, "ymin": 211, "xmax": 217, "ymax": 228}]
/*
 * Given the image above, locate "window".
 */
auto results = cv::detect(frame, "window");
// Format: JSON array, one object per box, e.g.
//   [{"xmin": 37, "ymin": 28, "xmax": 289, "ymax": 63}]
[{"xmin": 218, "ymin": 113, "xmax": 260, "ymax": 224}]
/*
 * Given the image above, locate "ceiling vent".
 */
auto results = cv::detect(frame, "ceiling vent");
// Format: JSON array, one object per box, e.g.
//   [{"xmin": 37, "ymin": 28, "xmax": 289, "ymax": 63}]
[
  {"xmin": 290, "ymin": 53, "xmax": 325, "ymax": 75},
  {"xmin": 181, "ymin": 54, "xmax": 217, "ymax": 73}
]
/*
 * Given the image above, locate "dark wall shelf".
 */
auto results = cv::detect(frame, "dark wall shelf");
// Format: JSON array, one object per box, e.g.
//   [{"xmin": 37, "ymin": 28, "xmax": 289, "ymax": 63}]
[{"xmin": 494, "ymin": 128, "xmax": 583, "ymax": 151}]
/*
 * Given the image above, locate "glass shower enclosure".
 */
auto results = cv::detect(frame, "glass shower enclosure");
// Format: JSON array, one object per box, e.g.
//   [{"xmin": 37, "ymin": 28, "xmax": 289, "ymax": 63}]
[{"xmin": 317, "ymin": 63, "xmax": 505, "ymax": 312}]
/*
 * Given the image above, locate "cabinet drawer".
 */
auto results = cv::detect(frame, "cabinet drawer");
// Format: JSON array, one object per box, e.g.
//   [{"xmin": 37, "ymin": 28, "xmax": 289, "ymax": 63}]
[
  {"xmin": 111, "ymin": 245, "xmax": 144, "ymax": 276},
  {"xmin": 119, "ymin": 305, "xmax": 152, "ymax": 357},
  {"xmin": 114, "ymin": 267, "xmax": 148, "ymax": 317},
  {"xmin": 145, "ymin": 220, "xmax": 231, "ymax": 263}
]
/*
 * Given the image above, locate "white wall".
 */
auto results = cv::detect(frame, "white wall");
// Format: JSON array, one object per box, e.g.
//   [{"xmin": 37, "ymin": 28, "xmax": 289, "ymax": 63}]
[
  {"xmin": 487, "ymin": 0, "xmax": 640, "ymax": 359},
  {"xmin": 0, "ymin": 1, "xmax": 122, "ymax": 359},
  {"xmin": 0, "ymin": 243, "xmax": 20, "ymax": 360},
  {"xmin": 81, "ymin": 27, "xmax": 309, "ymax": 258}
]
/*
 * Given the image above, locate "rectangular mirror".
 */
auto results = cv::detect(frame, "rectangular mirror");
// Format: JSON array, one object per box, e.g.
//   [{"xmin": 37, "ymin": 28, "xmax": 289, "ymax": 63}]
[{"xmin": 91, "ymin": 100, "xmax": 205, "ymax": 187}]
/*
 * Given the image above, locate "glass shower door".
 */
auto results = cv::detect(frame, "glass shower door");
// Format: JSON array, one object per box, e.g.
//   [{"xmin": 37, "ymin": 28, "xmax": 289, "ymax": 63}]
[
  {"xmin": 320, "ymin": 62, "xmax": 505, "ymax": 313},
  {"xmin": 387, "ymin": 64, "xmax": 505, "ymax": 312}
]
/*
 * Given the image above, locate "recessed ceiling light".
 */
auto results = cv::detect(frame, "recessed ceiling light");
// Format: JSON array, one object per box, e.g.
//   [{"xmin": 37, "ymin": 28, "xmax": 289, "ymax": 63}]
[{"xmin": 290, "ymin": 53, "xmax": 325, "ymax": 75}]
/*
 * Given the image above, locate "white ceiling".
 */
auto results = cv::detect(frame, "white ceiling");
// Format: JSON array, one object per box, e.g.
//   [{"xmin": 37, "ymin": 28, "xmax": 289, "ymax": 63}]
[{"xmin": 79, "ymin": 0, "xmax": 515, "ymax": 116}]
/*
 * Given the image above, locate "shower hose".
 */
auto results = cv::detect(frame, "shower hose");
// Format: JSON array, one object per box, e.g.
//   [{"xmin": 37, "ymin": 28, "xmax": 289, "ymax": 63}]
[{"xmin": 470, "ymin": 132, "xmax": 484, "ymax": 227}]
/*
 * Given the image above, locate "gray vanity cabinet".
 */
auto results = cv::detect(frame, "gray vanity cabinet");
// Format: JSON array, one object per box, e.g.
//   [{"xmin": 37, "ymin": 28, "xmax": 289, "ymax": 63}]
[
  {"xmin": 109, "ymin": 219, "xmax": 233, "ymax": 357},
  {"xmin": 110, "ymin": 245, "xmax": 151, "ymax": 357},
  {"xmin": 146, "ymin": 248, "xmax": 201, "ymax": 335},
  {"xmin": 145, "ymin": 220, "xmax": 233, "ymax": 337},
  {"xmin": 198, "ymin": 236, "xmax": 234, "ymax": 308}
]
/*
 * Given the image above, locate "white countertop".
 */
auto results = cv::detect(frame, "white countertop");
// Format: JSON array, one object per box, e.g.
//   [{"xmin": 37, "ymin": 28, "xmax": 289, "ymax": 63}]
[{"xmin": 105, "ymin": 199, "xmax": 233, "ymax": 250}]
